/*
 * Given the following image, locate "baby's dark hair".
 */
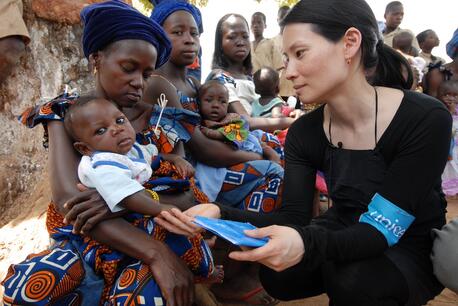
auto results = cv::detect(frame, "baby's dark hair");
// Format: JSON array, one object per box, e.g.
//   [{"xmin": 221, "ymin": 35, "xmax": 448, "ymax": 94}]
[
  {"xmin": 393, "ymin": 30, "xmax": 413, "ymax": 52},
  {"xmin": 64, "ymin": 96, "xmax": 117, "ymax": 141},
  {"xmin": 253, "ymin": 67, "xmax": 279, "ymax": 96},
  {"xmin": 198, "ymin": 80, "xmax": 229, "ymax": 100}
]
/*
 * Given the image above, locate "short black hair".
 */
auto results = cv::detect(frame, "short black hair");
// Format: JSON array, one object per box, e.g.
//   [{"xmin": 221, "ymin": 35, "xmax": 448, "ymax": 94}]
[
  {"xmin": 198, "ymin": 80, "xmax": 229, "ymax": 100},
  {"xmin": 64, "ymin": 96, "xmax": 117, "ymax": 141},
  {"xmin": 253, "ymin": 67, "xmax": 279, "ymax": 96},
  {"xmin": 416, "ymin": 29, "xmax": 433, "ymax": 45},
  {"xmin": 252, "ymin": 12, "xmax": 266, "ymax": 24},
  {"xmin": 385, "ymin": 1, "xmax": 403, "ymax": 14}
]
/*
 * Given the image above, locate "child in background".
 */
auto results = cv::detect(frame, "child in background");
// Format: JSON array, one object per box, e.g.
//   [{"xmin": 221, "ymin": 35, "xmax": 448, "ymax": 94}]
[
  {"xmin": 198, "ymin": 80, "xmax": 280, "ymax": 164},
  {"xmin": 393, "ymin": 31, "xmax": 426, "ymax": 90},
  {"xmin": 251, "ymin": 67, "xmax": 286, "ymax": 118},
  {"xmin": 438, "ymin": 80, "xmax": 458, "ymax": 114},
  {"xmin": 63, "ymin": 96, "xmax": 221, "ymax": 282},
  {"xmin": 193, "ymin": 80, "xmax": 283, "ymax": 205},
  {"xmin": 422, "ymin": 63, "xmax": 453, "ymax": 98},
  {"xmin": 417, "ymin": 29, "xmax": 445, "ymax": 67},
  {"xmin": 439, "ymin": 80, "xmax": 458, "ymax": 196}
]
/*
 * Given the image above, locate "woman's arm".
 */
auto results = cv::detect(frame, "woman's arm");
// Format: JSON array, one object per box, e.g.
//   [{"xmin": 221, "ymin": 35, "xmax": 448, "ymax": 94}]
[
  {"xmin": 228, "ymin": 101, "xmax": 294, "ymax": 132},
  {"xmin": 186, "ymin": 127, "xmax": 262, "ymax": 167},
  {"xmin": 89, "ymin": 218, "xmax": 195, "ymax": 306},
  {"xmin": 47, "ymin": 121, "xmax": 84, "ymax": 212}
]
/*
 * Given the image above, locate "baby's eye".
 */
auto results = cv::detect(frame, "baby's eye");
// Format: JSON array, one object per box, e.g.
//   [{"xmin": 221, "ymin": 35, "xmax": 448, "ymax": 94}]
[
  {"xmin": 96, "ymin": 127, "xmax": 107, "ymax": 135},
  {"xmin": 116, "ymin": 117, "xmax": 126, "ymax": 124}
]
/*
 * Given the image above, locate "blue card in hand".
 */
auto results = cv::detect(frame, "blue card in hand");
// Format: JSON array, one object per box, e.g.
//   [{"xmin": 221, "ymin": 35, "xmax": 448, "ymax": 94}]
[{"xmin": 193, "ymin": 216, "xmax": 269, "ymax": 248}]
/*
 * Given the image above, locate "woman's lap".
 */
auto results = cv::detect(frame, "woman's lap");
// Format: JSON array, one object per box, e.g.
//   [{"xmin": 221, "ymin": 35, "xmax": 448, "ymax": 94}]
[
  {"xmin": 2, "ymin": 205, "xmax": 215, "ymax": 305},
  {"xmin": 216, "ymin": 159, "xmax": 284, "ymax": 213},
  {"xmin": 260, "ymin": 254, "xmax": 409, "ymax": 305}
]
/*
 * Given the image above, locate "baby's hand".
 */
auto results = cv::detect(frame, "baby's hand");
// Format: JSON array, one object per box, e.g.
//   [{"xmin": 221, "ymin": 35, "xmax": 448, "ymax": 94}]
[
  {"xmin": 289, "ymin": 109, "xmax": 304, "ymax": 120},
  {"xmin": 173, "ymin": 157, "xmax": 195, "ymax": 178}
]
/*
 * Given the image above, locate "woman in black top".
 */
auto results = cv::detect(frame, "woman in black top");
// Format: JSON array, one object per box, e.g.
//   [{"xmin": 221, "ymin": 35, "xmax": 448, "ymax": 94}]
[{"xmin": 155, "ymin": 0, "xmax": 451, "ymax": 304}]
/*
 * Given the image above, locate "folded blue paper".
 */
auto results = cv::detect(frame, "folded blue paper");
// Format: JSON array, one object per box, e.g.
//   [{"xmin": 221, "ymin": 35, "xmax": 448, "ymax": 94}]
[{"xmin": 193, "ymin": 216, "xmax": 269, "ymax": 247}]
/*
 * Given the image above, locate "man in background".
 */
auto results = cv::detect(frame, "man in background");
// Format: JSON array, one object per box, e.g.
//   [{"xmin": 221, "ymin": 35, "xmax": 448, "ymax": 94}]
[
  {"xmin": 0, "ymin": 0, "xmax": 30, "ymax": 84},
  {"xmin": 382, "ymin": 1, "xmax": 419, "ymax": 51}
]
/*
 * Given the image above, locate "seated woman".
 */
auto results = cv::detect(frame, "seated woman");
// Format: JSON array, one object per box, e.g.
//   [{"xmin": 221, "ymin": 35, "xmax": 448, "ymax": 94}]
[
  {"xmin": 1, "ymin": 2, "xmax": 210, "ymax": 305},
  {"xmin": 149, "ymin": 1, "xmax": 284, "ymax": 214},
  {"xmin": 149, "ymin": 2, "xmax": 286, "ymax": 304},
  {"xmin": 156, "ymin": 0, "xmax": 452, "ymax": 305}
]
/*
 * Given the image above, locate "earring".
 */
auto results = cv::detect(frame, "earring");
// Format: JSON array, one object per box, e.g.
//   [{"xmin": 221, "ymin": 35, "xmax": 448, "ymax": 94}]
[
  {"xmin": 93, "ymin": 66, "xmax": 98, "ymax": 75},
  {"xmin": 346, "ymin": 58, "xmax": 351, "ymax": 65}
]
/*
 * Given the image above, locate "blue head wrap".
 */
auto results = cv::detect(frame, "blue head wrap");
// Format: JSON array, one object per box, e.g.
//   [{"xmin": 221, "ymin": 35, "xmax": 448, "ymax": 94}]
[
  {"xmin": 150, "ymin": 0, "xmax": 203, "ymax": 34},
  {"xmin": 446, "ymin": 28, "xmax": 458, "ymax": 60},
  {"xmin": 80, "ymin": 0, "xmax": 171, "ymax": 68}
]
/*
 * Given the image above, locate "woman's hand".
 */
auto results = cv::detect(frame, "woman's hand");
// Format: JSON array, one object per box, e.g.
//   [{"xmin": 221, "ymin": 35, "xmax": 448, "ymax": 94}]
[
  {"xmin": 63, "ymin": 183, "xmax": 113, "ymax": 235},
  {"xmin": 154, "ymin": 204, "xmax": 221, "ymax": 236},
  {"xmin": 229, "ymin": 225, "xmax": 305, "ymax": 272},
  {"xmin": 145, "ymin": 241, "xmax": 195, "ymax": 306}
]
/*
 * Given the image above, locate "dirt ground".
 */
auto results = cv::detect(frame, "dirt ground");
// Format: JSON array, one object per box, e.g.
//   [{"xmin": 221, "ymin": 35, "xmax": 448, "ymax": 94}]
[{"xmin": 0, "ymin": 185, "xmax": 457, "ymax": 305}]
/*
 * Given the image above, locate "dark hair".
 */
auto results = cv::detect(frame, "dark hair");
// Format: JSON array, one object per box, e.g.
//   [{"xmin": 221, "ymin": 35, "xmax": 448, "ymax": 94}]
[
  {"xmin": 416, "ymin": 29, "xmax": 433, "ymax": 45},
  {"xmin": 212, "ymin": 14, "xmax": 253, "ymax": 75},
  {"xmin": 252, "ymin": 12, "xmax": 266, "ymax": 24},
  {"xmin": 392, "ymin": 30, "xmax": 413, "ymax": 52},
  {"xmin": 64, "ymin": 96, "xmax": 117, "ymax": 141},
  {"xmin": 422, "ymin": 63, "xmax": 453, "ymax": 96},
  {"xmin": 281, "ymin": 0, "xmax": 413, "ymax": 89},
  {"xmin": 198, "ymin": 80, "xmax": 229, "ymax": 101},
  {"xmin": 385, "ymin": 1, "xmax": 403, "ymax": 14},
  {"xmin": 253, "ymin": 67, "xmax": 279, "ymax": 96}
]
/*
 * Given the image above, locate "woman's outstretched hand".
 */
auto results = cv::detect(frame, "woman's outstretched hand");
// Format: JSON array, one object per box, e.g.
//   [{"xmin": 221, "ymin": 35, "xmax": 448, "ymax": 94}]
[
  {"xmin": 63, "ymin": 183, "xmax": 114, "ymax": 235},
  {"xmin": 154, "ymin": 204, "xmax": 221, "ymax": 236},
  {"xmin": 229, "ymin": 225, "xmax": 306, "ymax": 272}
]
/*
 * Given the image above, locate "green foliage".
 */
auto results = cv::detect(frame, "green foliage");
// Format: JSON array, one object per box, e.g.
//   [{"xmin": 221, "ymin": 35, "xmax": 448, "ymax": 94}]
[
  {"xmin": 276, "ymin": 0, "xmax": 299, "ymax": 7},
  {"xmin": 132, "ymin": 0, "xmax": 298, "ymax": 13},
  {"xmin": 133, "ymin": 0, "xmax": 152, "ymax": 15},
  {"xmin": 189, "ymin": 0, "xmax": 209, "ymax": 6}
]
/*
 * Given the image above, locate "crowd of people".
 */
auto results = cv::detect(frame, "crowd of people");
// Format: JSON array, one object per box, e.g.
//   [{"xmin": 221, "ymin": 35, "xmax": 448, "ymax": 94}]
[{"xmin": 1, "ymin": 0, "xmax": 458, "ymax": 305}]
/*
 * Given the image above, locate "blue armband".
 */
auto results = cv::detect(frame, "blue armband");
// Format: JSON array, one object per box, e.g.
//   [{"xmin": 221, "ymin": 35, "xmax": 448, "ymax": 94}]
[{"xmin": 359, "ymin": 193, "xmax": 415, "ymax": 246}]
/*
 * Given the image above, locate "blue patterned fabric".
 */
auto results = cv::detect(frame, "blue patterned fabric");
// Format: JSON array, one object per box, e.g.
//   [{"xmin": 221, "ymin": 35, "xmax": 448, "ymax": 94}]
[
  {"xmin": 446, "ymin": 28, "xmax": 458, "ymax": 60},
  {"xmin": 150, "ymin": 0, "xmax": 203, "ymax": 34}
]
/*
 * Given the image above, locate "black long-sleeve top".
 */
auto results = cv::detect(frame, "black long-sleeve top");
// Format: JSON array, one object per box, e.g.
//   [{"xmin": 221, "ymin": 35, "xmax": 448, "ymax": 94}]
[{"xmin": 219, "ymin": 90, "xmax": 451, "ymax": 266}]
